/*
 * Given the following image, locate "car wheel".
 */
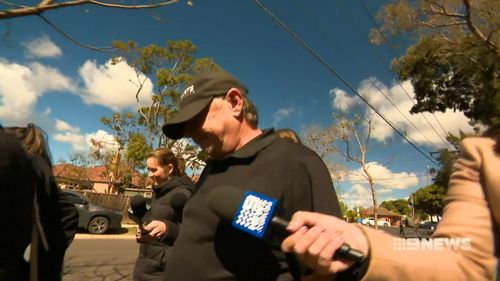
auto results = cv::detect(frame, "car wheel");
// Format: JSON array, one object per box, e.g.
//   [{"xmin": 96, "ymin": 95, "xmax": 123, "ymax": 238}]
[
  {"xmin": 88, "ymin": 216, "xmax": 110, "ymax": 234},
  {"xmin": 384, "ymin": 223, "xmax": 389, "ymax": 227}
]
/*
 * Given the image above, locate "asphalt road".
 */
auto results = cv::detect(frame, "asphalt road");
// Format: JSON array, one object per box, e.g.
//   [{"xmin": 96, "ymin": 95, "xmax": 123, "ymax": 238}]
[
  {"xmin": 62, "ymin": 225, "xmax": 431, "ymax": 281},
  {"xmin": 63, "ymin": 235, "xmax": 138, "ymax": 281}
]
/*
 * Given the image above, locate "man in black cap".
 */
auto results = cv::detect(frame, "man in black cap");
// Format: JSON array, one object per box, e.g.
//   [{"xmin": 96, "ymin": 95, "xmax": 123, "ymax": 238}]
[{"xmin": 162, "ymin": 70, "xmax": 342, "ymax": 281}]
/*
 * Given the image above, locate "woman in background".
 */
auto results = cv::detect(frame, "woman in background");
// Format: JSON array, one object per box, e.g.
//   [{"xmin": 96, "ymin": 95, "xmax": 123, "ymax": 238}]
[
  {"xmin": 133, "ymin": 148, "xmax": 195, "ymax": 281},
  {"xmin": 1, "ymin": 124, "xmax": 77, "ymax": 281}
]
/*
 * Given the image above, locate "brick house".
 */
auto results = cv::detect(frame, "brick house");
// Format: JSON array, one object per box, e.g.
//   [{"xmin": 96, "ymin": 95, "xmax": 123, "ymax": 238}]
[
  {"xmin": 53, "ymin": 163, "xmax": 145, "ymax": 194},
  {"xmin": 364, "ymin": 207, "xmax": 403, "ymax": 226}
]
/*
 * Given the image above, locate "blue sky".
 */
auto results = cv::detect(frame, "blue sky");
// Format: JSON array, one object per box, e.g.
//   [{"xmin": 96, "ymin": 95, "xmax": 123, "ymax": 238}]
[{"xmin": 0, "ymin": 1, "xmax": 475, "ymax": 207}]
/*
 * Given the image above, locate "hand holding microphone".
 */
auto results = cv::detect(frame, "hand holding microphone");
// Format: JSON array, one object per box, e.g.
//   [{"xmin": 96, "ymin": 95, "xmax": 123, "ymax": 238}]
[
  {"xmin": 207, "ymin": 185, "xmax": 367, "ymax": 275},
  {"xmin": 282, "ymin": 211, "xmax": 370, "ymax": 275},
  {"xmin": 129, "ymin": 195, "xmax": 151, "ymax": 232}
]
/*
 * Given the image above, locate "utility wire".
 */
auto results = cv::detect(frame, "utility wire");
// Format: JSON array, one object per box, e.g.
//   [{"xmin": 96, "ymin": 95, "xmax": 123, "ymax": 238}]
[
  {"xmin": 37, "ymin": 14, "xmax": 116, "ymax": 52},
  {"xmin": 359, "ymin": 0, "xmax": 453, "ymax": 150},
  {"xmin": 289, "ymin": 0, "xmax": 438, "ymax": 153},
  {"xmin": 336, "ymin": 173, "xmax": 428, "ymax": 183},
  {"xmin": 329, "ymin": 2, "xmax": 441, "ymax": 149},
  {"xmin": 253, "ymin": 0, "xmax": 440, "ymax": 166}
]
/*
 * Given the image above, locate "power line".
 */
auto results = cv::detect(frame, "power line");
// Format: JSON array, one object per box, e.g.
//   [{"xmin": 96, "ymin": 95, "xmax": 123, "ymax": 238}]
[
  {"xmin": 289, "ymin": 0, "xmax": 440, "ymax": 151},
  {"xmin": 253, "ymin": 0, "xmax": 440, "ymax": 166},
  {"xmin": 336, "ymin": 173, "xmax": 428, "ymax": 183},
  {"xmin": 359, "ymin": 0, "xmax": 453, "ymax": 150}
]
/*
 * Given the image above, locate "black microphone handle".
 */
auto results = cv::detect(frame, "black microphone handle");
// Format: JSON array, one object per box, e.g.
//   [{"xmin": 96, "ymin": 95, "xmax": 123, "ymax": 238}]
[{"xmin": 271, "ymin": 217, "xmax": 365, "ymax": 263}]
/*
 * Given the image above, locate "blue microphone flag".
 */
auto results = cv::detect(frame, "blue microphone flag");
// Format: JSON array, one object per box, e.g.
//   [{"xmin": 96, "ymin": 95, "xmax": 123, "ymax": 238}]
[{"xmin": 232, "ymin": 191, "xmax": 278, "ymax": 238}]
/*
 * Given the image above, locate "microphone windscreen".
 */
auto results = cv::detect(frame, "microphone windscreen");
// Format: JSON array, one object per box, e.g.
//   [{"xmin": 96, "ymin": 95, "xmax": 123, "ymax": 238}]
[
  {"xmin": 130, "ymin": 195, "xmax": 148, "ymax": 218},
  {"xmin": 171, "ymin": 192, "xmax": 189, "ymax": 209},
  {"xmin": 207, "ymin": 185, "xmax": 278, "ymax": 238},
  {"xmin": 207, "ymin": 186, "xmax": 366, "ymax": 262}
]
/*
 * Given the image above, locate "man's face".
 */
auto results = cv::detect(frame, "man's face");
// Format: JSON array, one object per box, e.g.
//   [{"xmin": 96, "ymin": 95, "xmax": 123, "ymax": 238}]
[{"xmin": 185, "ymin": 97, "xmax": 231, "ymax": 160}]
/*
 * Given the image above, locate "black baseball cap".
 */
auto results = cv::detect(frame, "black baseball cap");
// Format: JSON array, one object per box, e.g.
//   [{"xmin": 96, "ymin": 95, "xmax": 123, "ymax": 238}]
[{"xmin": 162, "ymin": 70, "xmax": 248, "ymax": 139}]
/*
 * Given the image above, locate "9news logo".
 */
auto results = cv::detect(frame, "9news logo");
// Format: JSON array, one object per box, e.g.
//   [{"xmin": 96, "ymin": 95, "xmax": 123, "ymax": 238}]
[
  {"xmin": 232, "ymin": 191, "xmax": 277, "ymax": 238},
  {"xmin": 393, "ymin": 237, "xmax": 471, "ymax": 251}
]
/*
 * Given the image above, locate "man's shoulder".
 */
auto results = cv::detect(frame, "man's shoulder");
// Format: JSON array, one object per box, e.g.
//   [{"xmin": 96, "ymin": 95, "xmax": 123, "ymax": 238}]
[{"xmin": 268, "ymin": 137, "xmax": 321, "ymax": 158}]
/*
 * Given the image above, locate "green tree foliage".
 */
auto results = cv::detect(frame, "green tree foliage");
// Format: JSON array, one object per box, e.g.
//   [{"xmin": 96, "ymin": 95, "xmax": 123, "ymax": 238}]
[
  {"xmin": 126, "ymin": 132, "xmax": 152, "ymax": 171},
  {"xmin": 380, "ymin": 199, "xmax": 410, "ymax": 216},
  {"xmin": 101, "ymin": 40, "xmax": 219, "ymax": 172},
  {"xmin": 339, "ymin": 200, "xmax": 349, "ymax": 217},
  {"xmin": 372, "ymin": 0, "xmax": 500, "ymax": 126},
  {"xmin": 411, "ymin": 184, "xmax": 446, "ymax": 219},
  {"xmin": 344, "ymin": 209, "xmax": 359, "ymax": 222}
]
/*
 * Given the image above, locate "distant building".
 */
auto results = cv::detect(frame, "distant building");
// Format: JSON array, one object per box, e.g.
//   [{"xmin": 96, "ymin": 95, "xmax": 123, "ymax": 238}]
[
  {"xmin": 53, "ymin": 163, "xmax": 146, "ymax": 194},
  {"xmin": 364, "ymin": 207, "xmax": 402, "ymax": 226}
]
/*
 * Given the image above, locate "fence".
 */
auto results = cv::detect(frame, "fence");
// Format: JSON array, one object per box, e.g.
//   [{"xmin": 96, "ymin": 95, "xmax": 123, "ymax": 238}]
[{"xmin": 76, "ymin": 191, "xmax": 141, "ymax": 224}]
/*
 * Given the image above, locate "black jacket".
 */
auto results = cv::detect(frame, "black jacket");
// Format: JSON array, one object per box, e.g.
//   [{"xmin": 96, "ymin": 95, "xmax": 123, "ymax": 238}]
[
  {"xmin": 0, "ymin": 131, "xmax": 78, "ymax": 281},
  {"xmin": 164, "ymin": 129, "xmax": 342, "ymax": 281},
  {"xmin": 133, "ymin": 176, "xmax": 195, "ymax": 281}
]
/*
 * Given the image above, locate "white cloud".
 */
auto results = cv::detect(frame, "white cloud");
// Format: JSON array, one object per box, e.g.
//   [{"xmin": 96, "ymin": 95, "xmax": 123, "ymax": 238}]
[
  {"xmin": 30, "ymin": 62, "xmax": 76, "ymax": 93},
  {"xmin": 53, "ymin": 132, "xmax": 87, "ymax": 151},
  {"xmin": 78, "ymin": 59, "xmax": 154, "ymax": 111},
  {"xmin": 378, "ymin": 188, "xmax": 393, "ymax": 194},
  {"xmin": 53, "ymin": 129, "xmax": 120, "ymax": 152},
  {"xmin": 55, "ymin": 119, "xmax": 80, "ymax": 133},
  {"xmin": 330, "ymin": 88, "xmax": 358, "ymax": 111},
  {"xmin": 337, "ymin": 161, "xmax": 423, "ymax": 207},
  {"xmin": 341, "ymin": 184, "xmax": 373, "ymax": 208},
  {"xmin": 330, "ymin": 78, "xmax": 475, "ymax": 149},
  {"xmin": 346, "ymin": 162, "xmax": 419, "ymax": 190},
  {"xmin": 87, "ymin": 130, "xmax": 121, "ymax": 151},
  {"xmin": 341, "ymin": 183, "xmax": 410, "ymax": 208},
  {"xmin": 272, "ymin": 107, "xmax": 296, "ymax": 127},
  {"xmin": 22, "ymin": 35, "xmax": 62, "ymax": 59},
  {"xmin": 0, "ymin": 60, "xmax": 75, "ymax": 124}
]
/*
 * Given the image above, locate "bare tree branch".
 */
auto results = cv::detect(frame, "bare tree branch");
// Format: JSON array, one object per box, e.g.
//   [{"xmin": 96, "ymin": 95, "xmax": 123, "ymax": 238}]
[
  {"xmin": 0, "ymin": 0, "xmax": 179, "ymax": 20},
  {"xmin": 462, "ymin": 0, "xmax": 498, "ymax": 55},
  {"xmin": 429, "ymin": 3, "xmax": 465, "ymax": 19},
  {"xmin": 418, "ymin": 21, "xmax": 467, "ymax": 29}
]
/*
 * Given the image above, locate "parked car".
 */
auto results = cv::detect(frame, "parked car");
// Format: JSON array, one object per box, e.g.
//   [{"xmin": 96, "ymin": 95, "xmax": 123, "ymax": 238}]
[
  {"xmin": 61, "ymin": 190, "xmax": 123, "ymax": 234},
  {"xmin": 419, "ymin": 220, "xmax": 438, "ymax": 230},
  {"xmin": 361, "ymin": 217, "xmax": 390, "ymax": 227}
]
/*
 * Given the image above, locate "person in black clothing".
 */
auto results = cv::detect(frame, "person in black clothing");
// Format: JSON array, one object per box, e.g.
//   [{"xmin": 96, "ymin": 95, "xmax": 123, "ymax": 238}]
[
  {"xmin": 0, "ymin": 124, "xmax": 78, "ymax": 281},
  {"xmin": 133, "ymin": 148, "xmax": 195, "ymax": 281},
  {"xmin": 161, "ymin": 70, "xmax": 342, "ymax": 281},
  {"xmin": 399, "ymin": 220, "xmax": 405, "ymax": 236}
]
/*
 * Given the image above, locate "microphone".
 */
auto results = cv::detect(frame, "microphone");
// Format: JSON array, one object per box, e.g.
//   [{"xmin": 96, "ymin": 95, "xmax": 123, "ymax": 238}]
[
  {"xmin": 170, "ymin": 192, "xmax": 189, "ymax": 223},
  {"xmin": 171, "ymin": 192, "xmax": 189, "ymax": 210},
  {"xmin": 128, "ymin": 195, "xmax": 151, "ymax": 229},
  {"xmin": 207, "ymin": 185, "xmax": 365, "ymax": 263}
]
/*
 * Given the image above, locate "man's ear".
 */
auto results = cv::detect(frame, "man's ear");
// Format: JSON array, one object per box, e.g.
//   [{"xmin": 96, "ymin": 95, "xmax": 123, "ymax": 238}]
[{"xmin": 225, "ymin": 88, "xmax": 244, "ymax": 117}]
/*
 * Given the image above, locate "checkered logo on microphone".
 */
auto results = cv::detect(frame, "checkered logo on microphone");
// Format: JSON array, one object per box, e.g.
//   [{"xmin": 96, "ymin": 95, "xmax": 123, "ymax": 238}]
[{"xmin": 232, "ymin": 191, "xmax": 278, "ymax": 238}]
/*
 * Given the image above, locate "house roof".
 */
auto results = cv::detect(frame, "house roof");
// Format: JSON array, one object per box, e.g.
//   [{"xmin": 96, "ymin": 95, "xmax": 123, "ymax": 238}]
[
  {"xmin": 365, "ymin": 207, "xmax": 402, "ymax": 217},
  {"xmin": 53, "ymin": 163, "xmax": 144, "ymax": 187}
]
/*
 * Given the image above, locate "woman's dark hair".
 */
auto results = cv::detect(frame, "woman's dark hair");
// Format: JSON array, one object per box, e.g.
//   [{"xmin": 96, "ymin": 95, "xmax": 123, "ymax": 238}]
[
  {"xmin": 149, "ymin": 148, "xmax": 180, "ymax": 177},
  {"xmin": 3, "ymin": 123, "xmax": 53, "ymax": 167},
  {"xmin": 482, "ymin": 123, "xmax": 500, "ymax": 154}
]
